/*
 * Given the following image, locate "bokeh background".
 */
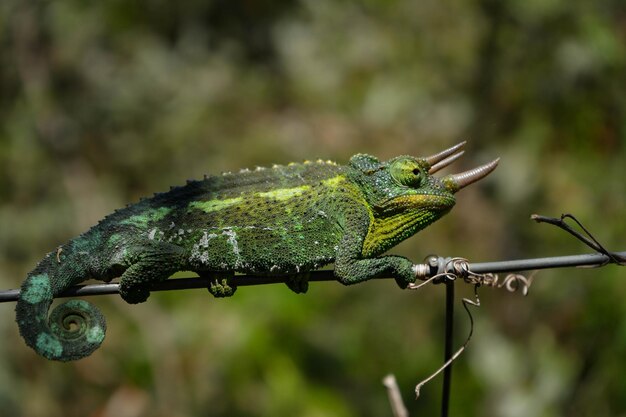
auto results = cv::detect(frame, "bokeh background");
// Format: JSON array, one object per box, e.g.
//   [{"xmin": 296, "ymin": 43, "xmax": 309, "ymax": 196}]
[{"xmin": 1, "ymin": 1, "xmax": 625, "ymax": 416}]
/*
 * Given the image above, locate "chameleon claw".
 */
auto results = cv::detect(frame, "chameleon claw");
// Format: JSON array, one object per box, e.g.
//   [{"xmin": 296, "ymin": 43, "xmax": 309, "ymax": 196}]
[{"xmin": 208, "ymin": 278, "xmax": 237, "ymax": 298}]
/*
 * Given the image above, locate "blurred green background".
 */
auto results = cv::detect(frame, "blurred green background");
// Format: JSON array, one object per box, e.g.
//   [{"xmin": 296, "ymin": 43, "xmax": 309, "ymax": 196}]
[{"xmin": 1, "ymin": 0, "xmax": 625, "ymax": 416}]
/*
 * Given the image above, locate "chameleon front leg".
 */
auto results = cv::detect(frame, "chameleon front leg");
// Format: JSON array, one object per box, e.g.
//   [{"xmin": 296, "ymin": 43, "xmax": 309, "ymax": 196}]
[
  {"xmin": 334, "ymin": 253, "xmax": 415, "ymax": 288},
  {"xmin": 333, "ymin": 218, "xmax": 416, "ymax": 289},
  {"xmin": 118, "ymin": 243, "xmax": 185, "ymax": 304}
]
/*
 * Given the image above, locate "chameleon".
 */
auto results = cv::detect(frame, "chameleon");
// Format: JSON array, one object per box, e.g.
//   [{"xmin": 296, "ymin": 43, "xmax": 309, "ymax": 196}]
[{"xmin": 15, "ymin": 141, "xmax": 498, "ymax": 361}]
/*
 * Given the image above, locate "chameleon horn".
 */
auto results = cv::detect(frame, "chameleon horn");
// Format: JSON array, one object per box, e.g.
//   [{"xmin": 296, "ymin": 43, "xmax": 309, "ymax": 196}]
[
  {"xmin": 424, "ymin": 141, "xmax": 466, "ymax": 166},
  {"xmin": 446, "ymin": 158, "xmax": 500, "ymax": 192},
  {"xmin": 428, "ymin": 150, "xmax": 465, "ymax": 174}
]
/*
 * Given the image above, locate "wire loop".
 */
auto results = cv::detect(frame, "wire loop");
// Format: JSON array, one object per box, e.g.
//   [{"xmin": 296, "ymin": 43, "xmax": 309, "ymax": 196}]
[{"xmin": 413, "ymin": 256, "xmax": 535, "ymax": 295}]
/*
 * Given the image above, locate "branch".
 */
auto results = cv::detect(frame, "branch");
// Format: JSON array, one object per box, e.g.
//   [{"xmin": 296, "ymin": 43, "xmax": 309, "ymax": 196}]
[{"xmin": 383, "ymin": 374, "xmax": 409, "ymax": 417}]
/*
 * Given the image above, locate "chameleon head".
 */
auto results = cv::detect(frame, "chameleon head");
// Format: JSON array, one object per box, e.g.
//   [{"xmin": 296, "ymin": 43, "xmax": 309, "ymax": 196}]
[
  {"xmin": 387, "ymin": 140, "xmax": 499, "ymax": 211},
  {"xmin": 349, "ymin": 141, "xmax": 498, "ymax": 254}
]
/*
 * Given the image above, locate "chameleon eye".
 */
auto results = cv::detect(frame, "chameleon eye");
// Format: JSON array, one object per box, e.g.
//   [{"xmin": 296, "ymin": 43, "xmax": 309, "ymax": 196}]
[{"xmin": 390, "ymin": 158, "xmax": 423, "ymax": 187}]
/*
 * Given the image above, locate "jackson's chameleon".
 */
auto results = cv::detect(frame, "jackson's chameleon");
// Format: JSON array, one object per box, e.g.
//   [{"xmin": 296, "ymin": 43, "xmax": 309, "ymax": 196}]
[{"xmin": 15, "ymin": 142, "xmax": 498, "ymax": 361}]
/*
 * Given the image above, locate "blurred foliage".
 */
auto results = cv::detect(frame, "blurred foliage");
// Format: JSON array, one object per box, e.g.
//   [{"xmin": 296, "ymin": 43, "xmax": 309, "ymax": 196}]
[{"xmin": 0, "ymin": 0, "xmax": 625, "ymax": 416}]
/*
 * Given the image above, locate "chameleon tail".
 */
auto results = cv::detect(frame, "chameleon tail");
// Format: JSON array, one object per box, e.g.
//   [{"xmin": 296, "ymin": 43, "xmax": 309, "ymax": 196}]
[{"xmin": 15, "ymin": 254, "xmax": 106, "ymax": 361}]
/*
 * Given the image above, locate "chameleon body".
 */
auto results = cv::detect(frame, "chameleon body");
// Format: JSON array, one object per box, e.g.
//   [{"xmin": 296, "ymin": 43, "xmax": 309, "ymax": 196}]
[{"xmin": 15, "ymin": 142, "xmax": 498, "ymax": 361}]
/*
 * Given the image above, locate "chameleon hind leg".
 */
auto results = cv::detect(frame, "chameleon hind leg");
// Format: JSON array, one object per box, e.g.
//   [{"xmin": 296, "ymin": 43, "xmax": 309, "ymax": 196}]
[{"xmin": 118, "ymin": 243, "xmax": 185, "ymax": 304}]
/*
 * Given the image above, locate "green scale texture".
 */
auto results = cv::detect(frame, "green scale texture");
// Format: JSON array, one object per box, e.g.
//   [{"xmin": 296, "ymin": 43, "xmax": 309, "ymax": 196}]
[{"xmin": 16, "ymin": 153, "xmax": 459, "ymax": 361}]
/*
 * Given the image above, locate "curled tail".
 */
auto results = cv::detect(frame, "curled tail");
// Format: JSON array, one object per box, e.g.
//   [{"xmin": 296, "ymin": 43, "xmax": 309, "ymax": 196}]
[{"xmin": 15, "ymin": 253, "xmax": 106, "ymax": 361}]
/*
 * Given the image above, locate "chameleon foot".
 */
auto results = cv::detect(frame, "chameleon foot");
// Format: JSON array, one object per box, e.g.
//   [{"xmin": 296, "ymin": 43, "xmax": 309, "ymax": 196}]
[
  {"xmin": 285, "ymin": 273, "xmax": 310, "ymax": 294},
  {"xmin": 207, "ymin": 277, "xmax": 237, "ymax": 298},
  {"xmin": 119, "ymin": 283, "xmax": 150, "ymax": 304}
]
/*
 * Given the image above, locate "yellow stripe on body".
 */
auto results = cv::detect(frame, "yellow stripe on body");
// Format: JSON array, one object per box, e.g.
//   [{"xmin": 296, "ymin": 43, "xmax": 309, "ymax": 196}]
[
  {"xmin": 254, "ymin": 175, "xmax": 349, "ymax": 201},
  {"xmin": 189, "ymin": 198, "xmax": 243, "ymax": 213},
  {"xmin": 321, "ymin": 175, "xmax": 345, "ymax": 187},
  {"xmin": 254, "ymin": 175, "xmax": 347, "ymax": 200},
  {"xmin": 256, "ymin": 186, "xmax": 311, "ymax": 200},
  {"xmin": 191, "ymin": 175, "xmax": 350, "ymax": 213},
  {"xmin": 190, "ymin": 186, "xmax": 311, "ymax": 215}
]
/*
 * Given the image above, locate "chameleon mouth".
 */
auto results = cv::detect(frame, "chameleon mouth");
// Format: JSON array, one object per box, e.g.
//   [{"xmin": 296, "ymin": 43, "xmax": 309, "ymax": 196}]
[
  {"xmin": 378, "ymin": 193, "xmax": 455, "ymax": 214},
  {"xmin": 424, "ymin": 141, "xmax": 499, "ymax": 193}
]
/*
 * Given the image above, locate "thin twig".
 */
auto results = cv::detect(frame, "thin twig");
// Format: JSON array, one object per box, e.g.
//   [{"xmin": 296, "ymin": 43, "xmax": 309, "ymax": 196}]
[
  {"xmin": 531, "ymin": 213, "xmax": 626, "ymax": 265},
  {"xmin": 383, "ymin": 374, "xmax": 409, "ymax": 417}
]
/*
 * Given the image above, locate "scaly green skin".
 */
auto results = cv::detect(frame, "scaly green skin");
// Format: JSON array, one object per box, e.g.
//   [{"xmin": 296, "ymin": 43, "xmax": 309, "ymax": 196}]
[{"xmin": 16, "ymin": 153, "xmax": 460, "ymax": 361}]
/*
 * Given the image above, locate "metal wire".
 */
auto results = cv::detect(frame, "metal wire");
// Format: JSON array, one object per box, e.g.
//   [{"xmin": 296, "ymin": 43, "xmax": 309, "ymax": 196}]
[
  {"xmin": 1, "ymin": 251, "xmax": 625, "ymax": 303},
  {"xmin": 441, "ymin": 281, "xmax": 454, "ymax": 417}
]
